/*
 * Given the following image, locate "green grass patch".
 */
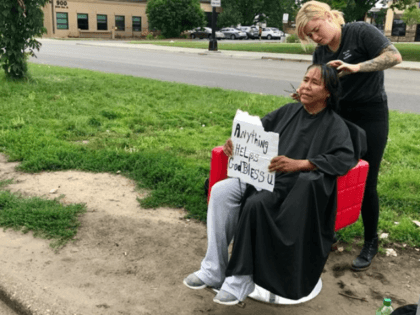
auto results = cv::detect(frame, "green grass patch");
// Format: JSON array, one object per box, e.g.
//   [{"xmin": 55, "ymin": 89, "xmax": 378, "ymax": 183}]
[
  {"xmin": 1, "ymin": 63, "xmax": 419, "ymax": 247},
  {"xmin": 129, "ymin": 41, "xmax": 420, "ymax": 62},
  {"xmin": 0, "ymin": 181, "xmax": 86, "ymax": 249}
]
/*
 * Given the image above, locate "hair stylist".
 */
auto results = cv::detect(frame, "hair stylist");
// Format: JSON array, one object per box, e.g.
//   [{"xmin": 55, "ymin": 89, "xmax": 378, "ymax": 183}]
[{"xmin": 295, "ymin": 1, "xmax": 402, "ymax": 272}]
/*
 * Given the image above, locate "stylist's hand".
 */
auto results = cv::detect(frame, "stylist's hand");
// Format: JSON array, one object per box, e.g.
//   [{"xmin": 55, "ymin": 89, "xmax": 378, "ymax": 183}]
[
  {"xmin": 223, "ymin": 138, "xmax": 233, "ymax": 157},
  {"xmin": 327, "ymin": 60, "xmax": 361, "ymax": 78},
  {"xmin": 269, "ymin": 156, "xmax": 305, "ymax": 173},
  {"xmin": 290, "ymin": 92, "xmax": 300, "ymax": 102}
]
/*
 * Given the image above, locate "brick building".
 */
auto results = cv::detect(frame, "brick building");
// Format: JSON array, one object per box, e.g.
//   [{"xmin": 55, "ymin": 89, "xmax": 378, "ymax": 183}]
[{"xmin": 41, "ymin": 0, "xmax": 216, "ymax": 39}]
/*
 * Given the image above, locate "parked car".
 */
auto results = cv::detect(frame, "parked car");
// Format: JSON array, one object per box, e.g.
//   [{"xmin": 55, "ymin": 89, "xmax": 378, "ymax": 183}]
[
  {"xmin": 219, "ymin": 28, "xmax": 247, "ymax": 40},
  {"xmin": 238, "ymin": 26, "xmax": 259, "ymax": 39},
  {"xmin": 190, "ymin": 27, "xmax": 225, "ymax": 40},
  {"xmin": 261, "ymin": 27, "xmax": 285, "ymax": 40}
]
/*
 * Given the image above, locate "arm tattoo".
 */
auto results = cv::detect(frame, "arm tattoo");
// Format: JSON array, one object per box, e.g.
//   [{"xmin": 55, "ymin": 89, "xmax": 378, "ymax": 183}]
[{"xmin": 358, "ymin": 45, "xmax": 402, "ymax": 72}]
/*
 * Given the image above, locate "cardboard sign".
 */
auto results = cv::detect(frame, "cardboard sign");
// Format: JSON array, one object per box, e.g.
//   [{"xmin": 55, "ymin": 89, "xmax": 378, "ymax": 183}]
[{"xmin": 228, "ymin": 110, "xmax": 279, "ymax": 192}]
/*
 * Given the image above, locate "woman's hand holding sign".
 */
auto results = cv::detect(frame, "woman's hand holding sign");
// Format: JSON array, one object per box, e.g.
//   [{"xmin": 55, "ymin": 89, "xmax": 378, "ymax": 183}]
[
  {"xmin": 223, "ymin": 138, "xmax": 233, "ymax": 157},
  {"xmin": 269, "ymin": 156, "xmax": 316, "ymax": 173}
]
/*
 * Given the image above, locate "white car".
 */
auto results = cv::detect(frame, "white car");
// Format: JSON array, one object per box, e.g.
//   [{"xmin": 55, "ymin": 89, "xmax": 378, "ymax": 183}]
[
  {"xmin": 261, "ymin": 27, "xmax": 285, "ymax": 40},
  {"xmin": 220, "ymin": 28, "xmax": 247, "ymax": 40},
  {"xmin": 190, "ymin": 27, "xmax": 225, "ymax": 40}
]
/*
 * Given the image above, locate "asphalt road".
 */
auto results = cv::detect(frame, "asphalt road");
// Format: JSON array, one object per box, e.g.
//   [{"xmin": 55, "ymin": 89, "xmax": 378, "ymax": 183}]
[{"xmin": 29, "ymin": 40, "xmax": 420, "ymax": 114}]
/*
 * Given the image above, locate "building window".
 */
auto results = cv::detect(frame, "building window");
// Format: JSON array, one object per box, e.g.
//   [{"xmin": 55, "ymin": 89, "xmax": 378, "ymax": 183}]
[
  {"xmin": 97, "ymin": 15, "xmax": 108, "ymax": 31},
  {"xmin": 133, "ymin": 17, "xmax": 142, "ymax": 32},
  {"xmin": 56, "ymin": 12, "xmax": 69, "ymax": 30},
  {"xmin": 78, "ymin": 14, "xmax": 89, "ymax": 30},
  {"xmin": 116, "ymin": 16, "xmax": 125, "ymax": 31},
  {"xmin": 392, "ymin": 19, "xmax": 406, "ymax": 36}
]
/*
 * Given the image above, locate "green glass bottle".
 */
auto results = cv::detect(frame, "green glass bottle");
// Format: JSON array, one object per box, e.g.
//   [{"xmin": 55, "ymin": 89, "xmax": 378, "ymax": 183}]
[{"xmin": 376, "ymin": 298, "xmax": 394, "ymax": 315}]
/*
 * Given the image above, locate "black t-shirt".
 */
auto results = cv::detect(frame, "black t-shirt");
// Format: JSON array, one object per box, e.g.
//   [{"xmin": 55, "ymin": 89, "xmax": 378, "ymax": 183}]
[{"xmin": 313, "ymin": 22, "xmax": 391, "ymax": 104}]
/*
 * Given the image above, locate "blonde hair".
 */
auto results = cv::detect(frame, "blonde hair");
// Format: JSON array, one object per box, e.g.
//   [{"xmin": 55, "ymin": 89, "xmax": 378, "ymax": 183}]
[{"xmin": 296, "ymin": 1, "xmax": 345, "ymax": 47}]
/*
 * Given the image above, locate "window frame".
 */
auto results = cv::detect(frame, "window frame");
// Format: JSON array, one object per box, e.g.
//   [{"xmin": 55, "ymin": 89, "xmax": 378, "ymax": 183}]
[
  {"xmin": 97, "ymin": 14, "xmax": 108, "ymax": 31},
  {"xmin": 132, "ymin": 16, "xmax": 142, "ymax": 32},
  {"xmin": 115, "ymin": 15, "xmax": 125, "ymax": 31},
  {"xmin": 56, "ymin": 12, "xmax": 69, "ymax": 30},
  {"xmin": 77, "ymin": 13, "xmax": 89, "ymax": 30},
  {"xmin": 391, "ymin": 17, "xmax": 406, "ymax": 36}
]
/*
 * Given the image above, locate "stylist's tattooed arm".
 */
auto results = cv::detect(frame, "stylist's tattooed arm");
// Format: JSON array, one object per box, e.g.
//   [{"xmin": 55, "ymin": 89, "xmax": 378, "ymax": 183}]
[{"xmin": 358, "ymin": 45, "xmax": 402, "ymax": 72}]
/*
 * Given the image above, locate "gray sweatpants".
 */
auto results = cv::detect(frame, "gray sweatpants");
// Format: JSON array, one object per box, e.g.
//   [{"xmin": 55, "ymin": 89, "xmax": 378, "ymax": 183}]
[{"xmin": 195, "ymin": 178, "xmax": 255, "ymax": 301}]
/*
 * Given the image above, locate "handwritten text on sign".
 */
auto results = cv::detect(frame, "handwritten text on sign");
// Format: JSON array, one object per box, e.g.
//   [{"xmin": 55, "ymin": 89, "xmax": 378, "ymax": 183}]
[{"xmin": 228, "ymin": 110, "xmax": 279, "ymax": 192}]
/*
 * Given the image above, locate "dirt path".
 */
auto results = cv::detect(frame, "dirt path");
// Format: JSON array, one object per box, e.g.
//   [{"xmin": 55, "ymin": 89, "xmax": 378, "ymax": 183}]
[{"xmin": 0, "ymin": 154, "xmax": 419, "ymax": 315}]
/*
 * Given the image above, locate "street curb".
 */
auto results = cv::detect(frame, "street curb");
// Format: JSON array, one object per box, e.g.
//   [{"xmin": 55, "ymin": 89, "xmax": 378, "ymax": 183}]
[
  {"xmin": 0, "ymin": 272, "xmax": 75, "ymax": 315},
  {"xmin": 0, "ymin": 279, "xmax": 34, "ymax": 315},
  {"xmin": 393, "ymin": 66, "xmax": 420, "ymax": 71},
  {"xmin": 261, "ymin": 56, "xmax": 311, "ymax": 63}
]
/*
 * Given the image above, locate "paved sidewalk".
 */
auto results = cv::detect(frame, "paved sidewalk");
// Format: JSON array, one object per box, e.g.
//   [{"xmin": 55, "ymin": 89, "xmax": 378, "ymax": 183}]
[{"xmin": 66, "ymin": 40, "xmax": 420, "ymax": 71}]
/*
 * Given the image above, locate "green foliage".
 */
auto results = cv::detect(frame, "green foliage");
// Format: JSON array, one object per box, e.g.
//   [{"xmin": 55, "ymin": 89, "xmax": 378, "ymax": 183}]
[
  {"xmin": 368, "ymin": 8, "xmax": 387, "ymax": 26},
  {"xmin": 286, "ymin": 33, "xmax": 300, "ymax": 43},
  {"xmin": 146, "ymin": 0, "xmax": 206, "ymax": 38},
  {"xmin": 401, "ymin": 6, "xmax": 420, "ymax": 28},
  {"xmin": 0, "ymin": 0, "xmax": 49, "ymax": 80},
  {"xmin": 146, "ymin": 33, "xmax": 154, "ymax": 40},
  {"xmin": 217, "ymin": 4, "xmax": 243, "ymax": 28},
  {"xmin": 1, "ymin": 63, "xmax": 420, "ymax": 246},
  {"xmin": 390, "ymin": 0, "xmax": 418, "ymax": 11},
  {"xmin": 296, "ymin": 0, "xmax": 380, "ymax": 22},
  {"xmin": 218, "ymin": 0, "xmax": 296, "ymax": 29},
  {"xmin": 0, "ymin": 189, "xmax": 86, "ymax": 249},
  {"xmin": 157, "ymin": 34, "xmax": 166, "ymax": 40}
]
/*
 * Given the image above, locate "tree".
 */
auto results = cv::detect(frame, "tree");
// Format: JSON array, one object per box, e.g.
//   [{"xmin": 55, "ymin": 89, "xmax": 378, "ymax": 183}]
[
  {"xmin": 218, "ymin": 0, "xmax": 295, "ymax": 29},
  {"xmin": 295, "ymin": 0, "xmax": 387, "ymax": 22},
  {"xmin": 389, "ymin": 0, "xmax": 418, "ymax": 11},
  {"xmin": 217, "ymin": 2, "xmax": 243, "ymax": 28},
  {"xmin": 401, "ymin": 6, "xmax": 420, "ymax": 29},
  {"xmin": 343, "ymin": 0, "xmax": 378, "ymax": 21},
  {"xmin": 0, "ymin": 0, "xmax": 49, "ymax": 80},
  {"xmin": 146, "ymin": 0, "xmax": 205, "ymax": 38}
]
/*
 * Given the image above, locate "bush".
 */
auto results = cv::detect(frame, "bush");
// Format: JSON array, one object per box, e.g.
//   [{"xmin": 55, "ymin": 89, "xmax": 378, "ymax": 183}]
[
  {"xmin": 286, "ymin": 33, "xmax": 300, "ymax": 43},
  {"xmin": 146, "ymin": 33, "xmax": 154, "ymax": 40},
  {"xmin": 146, "ymin": 0, "xmax": 206, "ymax": 38},
  {"xmin": 157, "ymin": 35, "xmax": 166, "ymax": 40}
]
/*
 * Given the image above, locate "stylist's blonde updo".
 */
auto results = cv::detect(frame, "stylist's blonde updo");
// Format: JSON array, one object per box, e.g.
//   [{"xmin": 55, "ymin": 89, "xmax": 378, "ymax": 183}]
[{"xmin": 296, "ymin": 1, "xmax": 345, "ymax": 46}]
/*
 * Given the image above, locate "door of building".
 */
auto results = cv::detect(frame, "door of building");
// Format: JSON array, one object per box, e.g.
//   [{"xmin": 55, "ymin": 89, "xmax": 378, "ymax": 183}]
[{"xmin": 415, "ymin": 24, "xmax": 420, "ymax": 42}]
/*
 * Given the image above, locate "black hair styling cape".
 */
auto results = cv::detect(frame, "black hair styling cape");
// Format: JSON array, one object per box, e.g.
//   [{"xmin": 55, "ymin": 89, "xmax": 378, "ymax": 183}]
[{"xmin": 225, "ymin": 103, "xmax": 367, "ymax": 300}]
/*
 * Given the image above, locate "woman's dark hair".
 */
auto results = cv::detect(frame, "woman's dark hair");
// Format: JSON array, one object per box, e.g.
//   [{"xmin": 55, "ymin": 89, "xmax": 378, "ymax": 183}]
[{"xmin": 306, "ymin": 63, "xmax": 342, "ymax": 113}]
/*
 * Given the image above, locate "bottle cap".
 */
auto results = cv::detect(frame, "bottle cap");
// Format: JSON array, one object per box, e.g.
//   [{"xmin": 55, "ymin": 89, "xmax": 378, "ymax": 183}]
[{"xmin": 383, "ymin": 298, "xmax": 392, "ymax": 306}]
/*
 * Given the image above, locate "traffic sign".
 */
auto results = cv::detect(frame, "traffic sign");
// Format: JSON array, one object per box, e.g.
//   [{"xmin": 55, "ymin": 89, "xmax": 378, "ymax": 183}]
[{"xmin": 211, "ymin": 0, "xmax": 221, "ymax": 7}]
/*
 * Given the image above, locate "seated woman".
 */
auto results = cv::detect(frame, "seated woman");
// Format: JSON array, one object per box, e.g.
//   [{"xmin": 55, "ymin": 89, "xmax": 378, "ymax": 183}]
[{"xmin": 183, "ymin": 64, "xmax": 367, "ymax": 305}]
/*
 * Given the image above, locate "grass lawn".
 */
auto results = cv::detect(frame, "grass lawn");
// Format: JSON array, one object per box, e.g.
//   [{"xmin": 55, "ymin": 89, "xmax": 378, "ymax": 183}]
[
  {"xmin": 129, "ymin": 41, "xmax": 420, "ymax": 62},
  {"xmin": 0, "ymin": 180, "xmax": 86, "ymax": 249},
  {"xmin": 0, "ymin": 64, "xmax": 419, "ymax": 248}
]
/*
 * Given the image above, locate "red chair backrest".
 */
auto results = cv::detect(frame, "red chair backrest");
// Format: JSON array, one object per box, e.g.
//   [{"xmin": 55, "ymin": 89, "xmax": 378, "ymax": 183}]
[{"xmin": 207, "ymin": 146, "xmax": 369, "ymax": 231}]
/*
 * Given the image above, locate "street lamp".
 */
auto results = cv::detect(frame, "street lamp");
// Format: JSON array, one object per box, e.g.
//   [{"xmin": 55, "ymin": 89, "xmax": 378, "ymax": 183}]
[{"xmin": 209, "ymin": 0, "xmax": 220, "ymax": 51}]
